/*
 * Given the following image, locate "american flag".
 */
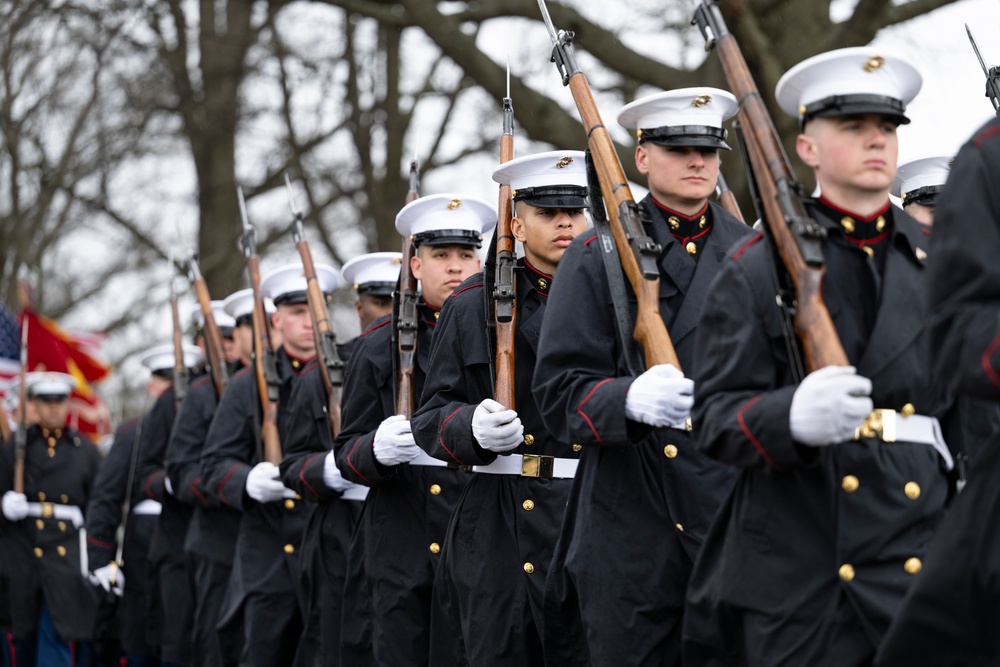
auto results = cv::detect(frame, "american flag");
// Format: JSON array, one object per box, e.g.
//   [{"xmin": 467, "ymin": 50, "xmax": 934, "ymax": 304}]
[{"xmin": 0, "ymin": 302, "xmax": 20, "ymax": 395}]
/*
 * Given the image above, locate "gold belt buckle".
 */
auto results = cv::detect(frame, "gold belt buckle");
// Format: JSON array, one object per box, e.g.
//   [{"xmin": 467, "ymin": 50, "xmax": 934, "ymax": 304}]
[
  {"xmin": 521, "ymin": 454, "xmax": 554, "ymax": 479},
  {"xmin": 40, "ymin": 502, "xmax": 55, "ymax": 519},
  {"xmin": 855, "ymin": 409, "xmax": 896, "ymax": 443}
]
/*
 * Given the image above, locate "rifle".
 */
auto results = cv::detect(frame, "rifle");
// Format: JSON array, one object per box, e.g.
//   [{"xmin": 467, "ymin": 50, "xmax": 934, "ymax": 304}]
[
  {"xmin": 168, "ymin": 264, "xmax": 189, "ymax": 413},
  {"xmin": 537, "ymin": 0, "xmax": 679, "ymax": 370},
  {"xmin": 238, "ymin": 187, "xmax": 283, "ymax": 465},
  {"xmin": 965, "ymin": 24, "xmax": 1000, "ymax": 116},
  {"xmin": 182, "ymin": 256, "xmax": 230, "ymax": 397},
  {"xmin": 13, "ymin": 320, "xmax": 28, "ymax": 493},
  {"xmin": 693, "ymin": 1, "xmax": 849, "ymax": 372},
  {"xmin": 492, "ymin": 62, "xmax": 517, "ymax": 410},
  {"xmin": 395, "ymin": 160, "xmax": 421, "ymax": 418},
  {"xmin": 285, "ymin": 175, "xmax": 345, "ymax": 440},
  {"xmin": 108, "ymin": 393, "xmax": 151, "ymax": 587},
  {"xmin": 715, "ymin": 170, "xmax": 746, "ymax": 224}
]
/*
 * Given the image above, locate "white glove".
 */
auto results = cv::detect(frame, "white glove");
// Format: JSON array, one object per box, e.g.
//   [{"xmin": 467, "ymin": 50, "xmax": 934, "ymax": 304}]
[
  {"xmin": 2, "ymin": 491, "xmax": 28, "ymax": 522},
  {"xmin": 373, "ymin": 415, "xmax": 421, "ymax": 466},
  {"xmin": 245, "ymin": 462, "xmax": 297, "ymax": 503},
  {"xmin": 624, "ymin": 364, "xmax": 694, "ymax": 427},
  {"xmin": 472, "ymin": 399, "xmax": 523, "ymax": 453},
  {"xmin": 322, "ymin": 452, "xmax": 355, "ymax": 492},
  {"xmin": 90, "ymin": 563, "xmax": 125, "ymax": 597},
  {"xmin": 789, "ymin": 365, "xmax": 873, "ymax": 447},
  {"xmin": 164, "ymin": 475, "xmax": 174, "ymax": 496}
]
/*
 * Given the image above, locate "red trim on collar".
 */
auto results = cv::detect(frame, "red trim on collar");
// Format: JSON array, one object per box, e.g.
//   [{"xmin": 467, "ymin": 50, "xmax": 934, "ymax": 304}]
[
  {"xmin": 420, "ymin": 298, "xmax": 441, "ymax": 313},
  {"xmin": 284, "ymin": 349, "xmax": 314, "ymax": 369},
  {"xmin": 818, "ymin": 197, "xmax": 890, "ymax": 223},
  {"xmin": 523, "ymin": 259, "xmax": 554, "ymax": 282},
  {"xmin": 651, "ymin": 198, "xmax": 709, "ymax": 221},
  {"xmin": 842, "ymin": 228, "xmax": 892, "ymax": 249},
  {"xmin": 672, "ymin": 224, "xmax": 713, "ymax": 246}
]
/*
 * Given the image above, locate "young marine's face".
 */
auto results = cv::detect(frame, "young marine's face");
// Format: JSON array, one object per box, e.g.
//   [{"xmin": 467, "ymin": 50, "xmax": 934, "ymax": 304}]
[
  {"xmin": 32, "ymin": 398, "xmax": 70, "ymax": 430},
  {"xmin": 355, "ymin": 294, "xmax": 393, "ymax": 332},
  {"xmin": 636, "ymin": 143, "xmax": 720, "ymax": 214},
  {"xmin": 411, "ymin": 244, "xmax": 481, "ymax": 309},
  {"xmin": 512, "ymin": 204, "xmax": 588, "ymax": 275},
  {"xmin": 903, "ymin": 201, "xmax": 934, "ymax": 227},
  {"xmin": 222, "ymin": 336, "xmax": 240, "ymax": 363},
  {"xmin": 234, "ymin": 323, "xmax": 254, "ymax": 365},
  {"xmin": 272, "ymin": 303, "xmax": 316, "ymax": 359},
  {"xmin": 797, "ymin": 114, "xmax": 899, "ymax": 199}
]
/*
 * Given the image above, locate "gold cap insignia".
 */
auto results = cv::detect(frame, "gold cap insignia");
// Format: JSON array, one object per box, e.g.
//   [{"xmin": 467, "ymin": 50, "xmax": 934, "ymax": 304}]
[
  {"xmin": 863, "ymin": 55, "xmax": 885, "ymax": 73},
  {"xmin": 556, "ymin": 156, "xmax": 574, "ymax": 169},
  {"xmin": 391, "ymin": 256, "xmax": 402, "ymax": 265},
  {"xmin": 692, "ymin": 94, "xmax": 712, "ymax": 107},
  {"xmin": 447, "ymin": 198, "xmax": 462, "ymax": 210},
  {"xmin": 636, "ymin": 129, "xmax": 643, "ymax": 139},
  {"xmin": 798, "ymin": 104, "xmax": 807, "ymax": 116},
  {"xmin": 352, "ymin": 284, "xmax": 359, "ymax": 290}
]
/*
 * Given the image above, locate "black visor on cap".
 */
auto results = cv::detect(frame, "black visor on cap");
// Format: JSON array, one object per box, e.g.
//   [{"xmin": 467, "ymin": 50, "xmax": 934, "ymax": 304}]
[
  {"xmin": 151, "ymin": 368, "xmax": 174, "ymax": 379},
  {"xmin": 235, "ymin": 313, "xmax": 254, "ymax": 328},
  {"xmin": 903, "ymin": 184, "xmax": 942, "ymax": 207},
  {"xmin": 513, "ymin": 185, "xmax": 589, "ymax": 209},
  {"xmin": 802, "ymin": 94, "xmax": 910, "ymax": 126},
  {"xmin": 413, "ymin": 229, "xmax": 483, "ymax": 248},
  {"xmin": 32, "ymin": 393, "xmax": 69, "ymax": 403},
  {"xmin": 356, "ymin": 281, "xmax": 396, "ymax": 297},
  {"xmin": 639, "ymin": 125, "xmax": 730, "ymax": 150},
  {"xmin": 219, "ymin": 326, "xmax": 235, "ymax": 339},
  {"xmin": 272, "ymin": 291, "xmax": 309, "ymax": 306}
]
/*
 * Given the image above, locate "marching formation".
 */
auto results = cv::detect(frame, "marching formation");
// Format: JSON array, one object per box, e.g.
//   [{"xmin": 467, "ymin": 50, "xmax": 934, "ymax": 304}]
[{"xmin": 3, "ymin": 2, "xmax": 1000, "ymax": 666}]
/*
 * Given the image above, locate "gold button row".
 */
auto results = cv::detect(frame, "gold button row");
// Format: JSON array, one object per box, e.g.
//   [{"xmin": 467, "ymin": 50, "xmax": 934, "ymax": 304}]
[
  {"xmin": 840, "ymin": 558, "xmax": 922, "ymax": 582},
  {"xmin": 842, "ymin": 475, "xmax": 920, "ymax": 500}
]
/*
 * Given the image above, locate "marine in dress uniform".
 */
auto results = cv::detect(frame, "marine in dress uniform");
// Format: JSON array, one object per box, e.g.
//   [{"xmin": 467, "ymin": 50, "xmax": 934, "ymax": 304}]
[
  {"xmin": 329, "ymin": 195, "xmax": 492, "ymax": 667},
  {"xmin": 278, "ymin": 252, "xmax": 398, "ymax": 667},
  {"xmin": 0, "ymin": 373, "xmax": 102, "ymax": 667},
  {"xmin": 165, "ymin": 292, "xmax": 258, "ymax": 667},
  {"xmin": 531, "ymin": 89, "xmax": 752, "ymax": 667},
  {"xmin": 138, "ymin": 306, "xmax": 229, "ymax": 667},
  {"xmin": 199, "ymin": 263, "xmax": 337, "ymax": 667},
  {"xmin": 891, "ymin": 154, "xmax": 952, "ymax": 227},
  {"xmin": 875, "ymin": 116, "xmax": 1000, "ymax": 666},
  {"xmin": 411, "ymin": 151, "xmax": 589, "ymax": 666},
  {"xmin": 682, "ymin": 49, "xmax": 954, "ymax": 667},
  {"xmin": 86, "ymin": 344, "xmax": 203, "ymax": 665}
]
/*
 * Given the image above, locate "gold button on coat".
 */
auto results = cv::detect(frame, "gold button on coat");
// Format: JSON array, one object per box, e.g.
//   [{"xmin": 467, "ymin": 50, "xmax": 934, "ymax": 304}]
[
  {"xmin": 38, "ymin": 492, "xmax": 46, "ymax": 501},
  {"xmin": 60, "ymin": 495, "xmax": 68, "ymax": 504},
  {"xmin": 523, "ymin": 434, "xmax": 534, "ymax": 446},
  {"xmin": 839, "ymin": 564, "xmax": 855, "ymax": 582},
  {"xmin": 429, "ymin": 542, "xmax": 441, "ymax": 554},
  {"xmin": 429, "ymin": 484, "xmax": 442, "ymax": 496},
  {"xmin": 664, "ymin": 444, "xmax": 678, "ymax": 459},
  {"xmin": 57, "ymin": 546, "xmax": 66, "ymax": 557},
  {"xmin": 58, "ymin": 522, "xmax": 67, "ymax": 532},
  {"xmin": 686, "ymin": 242, "xmax": 697, "ymax": 255},
  {"xmin": 35, "ymin": 519, "xmax": 44, "ymax": 530},
  {"xmin": 523, "ymin": 562, "xmax": 535, "ymax": 574},
  {"xmin": 522, "ymin": 500, "xmax": 535, "ymax": 511},
  {"xmin": 676, "ymin": 523, "xmax": 684, "ymax": 532},
  {"xmin": 284, "ymin": 544, "xmax": 295, "ymax": 554},
  {"xmin": 284, "ymin": 499, "xmax": 296, "ymax": 510},
  {"xmin": 34, "ymin": 548, "xmax": 43, "ymax": 558},
  {"xmin": 901, "ymin": 403, "xmax": 916, "ymax": 417},
  {"xmin": 572, "ymin": 444, "xmax": 582, "ymax": 452},
  {"xmin": 904, "ymin": 557, "xmax": 922, "ymax": 574},
  {"xmin": 904, "ymin": 482, "xmax": 921, "ymax": 500},
  {"xmin": 842, "ymin": 475, "xmax": 860, "ymax": 493}
]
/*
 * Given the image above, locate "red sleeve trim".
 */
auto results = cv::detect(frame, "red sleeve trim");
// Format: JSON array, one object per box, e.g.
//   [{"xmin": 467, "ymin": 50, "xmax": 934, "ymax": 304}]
[
  {"xmin": 577, "ymin": 378, "xmax": 615, "ymax": 446},
  {"xmin": 973, "ymin": 124, "xmax": 1000, "ymax": 147},
  {"xmin": 732, "ymin": 233, "xmax": 763, "ymax": 261},
  {"xmin": 86, "ymin": 535, "xmax": 115, "ymax": 548},
  {"xmin": 191, "ymin": 476, "xmax": 208, "ymax": 506},
  {"xmin": 438, "ymin": 407, "xmax": 467, "ymax": 464},
  {"xmin": 217, "ymin": 464, "xmax": 243, "ymax": 507},
  {"xmin": 981, "ymin": 331, "xmax": 1000, "ymax": 390},
  {"xmin": 299, "ymin": 454, "xmax": 323, "ymax": 499},
  {"xmin": 144, "ymin": 470, "xmax": 165, "ymax": 500},
  {"xmin": 737, "ymin": 395, "xmax": 780, "ymax": 470},
  {"xmin": 346, "ymin": 437, "xmax": 374, "ymax": 486}
]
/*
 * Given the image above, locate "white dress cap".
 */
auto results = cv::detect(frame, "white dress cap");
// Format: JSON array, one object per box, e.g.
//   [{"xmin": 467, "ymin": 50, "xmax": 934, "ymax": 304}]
[
  {"xmin": 223, "ymin": 288, "xmax": 276, "ymax": 322},
  {"xmin": 341, "ymin": 252, "xmax": 403, "ymax": 296},
  {"xmin": 188, "ymin": 300, "xmax": 236, "ymax": 331},
  {"xmin": 141, "ymin": 343, "xmax": 205, "ymax": 373},
  {"xmin": 617, "ymin": 88, "xmax": 738, "ymax": 149},
  {"xmin": 395, "ymin": 194, "xmax": 496, "ymax": 247},
  {"xmin": 891, "ymin": 155, "xmax": 952, "ymax": 202},
  {"xmin": 260, "ymin": 262, "xmax": 340, "ymax": 305},
  {"xmin": 775, "ymin": 47, "xmax": 922, "ymax": 125},
  {"xmin": 492, "ymin": 151, "xmax": 589, "ymax": 208},
  {"xmin": 25, "ymin": 371, "xmax": 77, "ymax": 399}
]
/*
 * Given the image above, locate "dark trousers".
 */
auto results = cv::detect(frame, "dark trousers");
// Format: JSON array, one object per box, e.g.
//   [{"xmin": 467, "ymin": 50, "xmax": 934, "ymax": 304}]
[
  {"xmin": 156, "ymin": 557, "xmax": 195, "ymax": 666},
  {"xmin": 240, "ymin": 592, "xmax": 303, "ymax": 667},
  {"xmin": 13, "ymin": 605, "xmax": 92, "ymax": 667},
  {"xmin": 192, "ymin": 557, "xmax": 239, "ymax": 667}
]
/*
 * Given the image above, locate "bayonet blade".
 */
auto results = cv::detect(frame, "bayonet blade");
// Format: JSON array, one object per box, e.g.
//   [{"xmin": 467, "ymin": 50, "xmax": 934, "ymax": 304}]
[
  {"xmin": 537, "ymin": 0, "xmax": 559, "ymax": 43},
  {"xmin": 967, "ymin": 24, "xmax": 990, "ymax": 76}
]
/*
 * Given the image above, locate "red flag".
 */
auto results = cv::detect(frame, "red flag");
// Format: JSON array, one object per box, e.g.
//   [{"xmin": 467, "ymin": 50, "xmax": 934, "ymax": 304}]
[{"xmin": 20, "ymin": 309, "xmax": 111, "ymax": 441}]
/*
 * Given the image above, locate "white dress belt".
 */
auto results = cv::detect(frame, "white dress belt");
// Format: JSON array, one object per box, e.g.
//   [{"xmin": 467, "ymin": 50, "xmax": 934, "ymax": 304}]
[
  {"xmin": 408, "ymin": 450, "xmax": 451, "ymax": 468},
  {"xmin": 473, "ymin": 454, "xmax": 579, "ymax": 479},
  {"xmin": 341, "ymin": 485, "xmax": 369, "ymax": 501},
  {"xmin": 26, "ymin": 502, "xmax": 84, "ymax": 529},
  {"xmin": 132, "ymin": 499, "xmax": 162, "ymax": 516},
  {"xmin": 854, "ymin": 410, "xmax": 953, "ymax": 471}
]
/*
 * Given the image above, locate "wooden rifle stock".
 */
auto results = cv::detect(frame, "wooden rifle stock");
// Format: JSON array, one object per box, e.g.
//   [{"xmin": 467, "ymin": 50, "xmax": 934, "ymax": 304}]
[
  {"xmin": 396, "ymin": 161, "xmax": 420, "ymax": 417},
  {"xmin": 715, "ymin": 171, "xmax": 746, "ymax": 224},
  {"xmin": 238, "ymin": 188, "xmax": 282, "ymax": 464},
  {"xmin": 286, "ymin": 177, "xmax": 344, "ymax": 440},
  {"xmin": 493, "ymin": 93, "xmax": 517, "ymax": 409},
  {"xmin": 13, "ymin": 321, "xmax": 28, "ymax": 493},
  {"xmin": 187, "ymin": 259, "xmax": 230, "ymax": 396},
  {"xmin": 538, "ymin": 2, "xmax": 678, "ymax": 370},
  {"xmin": 169, "ymin": 275, "xmax": 189, "ymax": 413},
  {"xmin": 694, "ymin": 1, "xmax": 848, "ymax": 371}
]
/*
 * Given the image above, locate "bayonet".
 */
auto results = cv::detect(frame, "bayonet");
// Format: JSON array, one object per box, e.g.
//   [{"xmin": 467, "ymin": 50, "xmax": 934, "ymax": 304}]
[{"xmin": 965, "ymin": 24, "xmax": 1000, "ymax": 114}]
